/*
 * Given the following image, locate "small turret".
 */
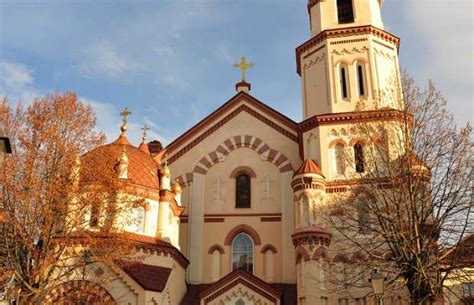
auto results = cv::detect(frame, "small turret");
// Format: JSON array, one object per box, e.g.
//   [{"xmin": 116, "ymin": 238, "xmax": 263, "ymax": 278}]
[
  {"xmin": 160, "ymin": 158, "xmax": 171, "ymax": 191},
  {"xmin": 172, "ymin": 180, "xmax": 182, "ymax": 206},
  {"xmin": 138, "ymin": 124, "xmax": 151, "ymax": 154}
]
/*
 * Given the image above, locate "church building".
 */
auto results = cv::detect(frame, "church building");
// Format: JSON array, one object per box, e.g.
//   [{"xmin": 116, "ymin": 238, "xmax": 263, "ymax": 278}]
[{"xmin": 50, "ymin": 0, "xmax": 409, "ymax": 304}]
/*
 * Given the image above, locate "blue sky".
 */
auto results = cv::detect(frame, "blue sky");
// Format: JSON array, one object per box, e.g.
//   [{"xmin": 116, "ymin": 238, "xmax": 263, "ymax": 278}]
[{"xmin": 1, "ymin": 0, "xmax": 472, "ymax": 145}]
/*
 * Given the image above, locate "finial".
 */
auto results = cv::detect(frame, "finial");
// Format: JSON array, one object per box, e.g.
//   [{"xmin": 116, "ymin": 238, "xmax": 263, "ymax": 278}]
[
  {"xmin": 141, "ymin": 124, "xmax": 150, "ymax": 143},
  {"xmin": 120, "ymin": 107, "xmax": 132, "ymax": 135},
  {"xmin": 161, "ymin": 153, "xmax": 170, "ymax": 177},
  {"xmin": 233, "ymin": 56, "xmax": 254, "ymax": 82}
]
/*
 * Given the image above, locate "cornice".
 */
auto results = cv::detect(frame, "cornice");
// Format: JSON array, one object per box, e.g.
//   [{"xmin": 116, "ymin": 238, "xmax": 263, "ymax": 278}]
[
  {"xmin": 298, "ymin": 109, "xmax": 411, "ymax": 133},
  {"xmin": 296, "ymin": 25, "xmax": 400, "ymax": 75}
]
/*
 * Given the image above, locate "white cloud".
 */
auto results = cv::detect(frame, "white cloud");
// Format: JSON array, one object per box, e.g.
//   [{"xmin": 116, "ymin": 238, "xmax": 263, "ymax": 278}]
[
  {"xmin": 79, "ymin": 41, "xmax": 138, "ymax": 78},
  {"xmin": 403, "ymin": 1, "xmax": 473, "ymax": 124},
  {"xmin": 0, "ymin": 60, "xmax": 33, "ymax": 89},
  {"xmin": 0, "ymin": 60, "xmax": 40, "ymax": 104},
  {"xmin": 159, "ymin": 74, "xmax": 190, "ymax": 90},
  {"xmin": 83, "ymin": 97, "xmax": 166, "ymax": 145}
]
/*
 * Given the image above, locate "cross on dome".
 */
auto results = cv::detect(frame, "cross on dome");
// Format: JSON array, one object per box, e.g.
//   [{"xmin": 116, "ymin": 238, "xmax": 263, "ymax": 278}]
[
  {"xmin": 141, "ymin": 124, "xmax": 150, "ymax": 143},
  {"xmin": 120, "ymin": 107, "xmax": 132, "ymax": 134}
]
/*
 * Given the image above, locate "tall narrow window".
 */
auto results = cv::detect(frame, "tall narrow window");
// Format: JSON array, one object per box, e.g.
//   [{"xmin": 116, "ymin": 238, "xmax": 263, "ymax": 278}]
[
  {"xmin": 354, "ymin": 143, "xmax": 365, "ymax": 173},
  {"xmin": 337, "ymin": 0, "xmax": 354, "ymax": 23},
  {"xmin": 235, "ymin": 174, "xmax": 251, "ymax": 208},
  {"xmin": 89, "ymin": 204, "xmax": 100, "ymax": 227},
  {"xmin": 232, "ymin": 233, "xmax": 254, "ymax": 273},
  {"xmin": 357, "ymin": 64, "xmax": 365, "ymax": 96},
  {"xmin": 340, "ymin": 67, "xmax": 348, "ymax": 99},
  {"xmin": 356, "ymin": 195, "xmax": 371, "ymax": 234},
  {"xmin": 335, "ymin": 143, "xmax": 346, "ymax": 175}
]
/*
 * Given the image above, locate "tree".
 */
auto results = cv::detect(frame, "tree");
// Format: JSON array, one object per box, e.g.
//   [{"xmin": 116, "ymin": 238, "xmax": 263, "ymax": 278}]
[
  {"xmin": 0, "ymin": 93, "xmax": 143, "ymax": 304},
  {"xmin": 322, "ymin": 72, "xmax": 472, "ymax": 304}
]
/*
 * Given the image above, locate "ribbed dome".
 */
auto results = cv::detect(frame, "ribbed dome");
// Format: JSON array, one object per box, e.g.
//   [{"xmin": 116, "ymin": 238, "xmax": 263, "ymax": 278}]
[
  {"xmin": 81, "ymin": 135, "xmax": 160, "ymax": 190},
  {"xmin": 295, "ymin": 158, "xmax": 324, "ymax": 177}
]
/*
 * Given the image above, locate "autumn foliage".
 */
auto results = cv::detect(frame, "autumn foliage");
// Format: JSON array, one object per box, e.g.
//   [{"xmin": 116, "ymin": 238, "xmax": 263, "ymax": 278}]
[{"xmin": 0, "ymin": 93, "xmax": 142, "ymax": 303}]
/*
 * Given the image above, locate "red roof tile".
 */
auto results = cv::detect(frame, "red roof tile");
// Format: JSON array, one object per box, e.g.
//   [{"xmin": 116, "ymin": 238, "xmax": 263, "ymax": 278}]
[
  {"xmin": 121, "ymin": 262, "xmax": 171, "ymax": 292},
  {"xmin": 82, "ymin": 135, "xmax": 160, "ymax": 190},
  {"xmin": 295, "ymin": 158, "xmax": 324, "ymax": 176}
]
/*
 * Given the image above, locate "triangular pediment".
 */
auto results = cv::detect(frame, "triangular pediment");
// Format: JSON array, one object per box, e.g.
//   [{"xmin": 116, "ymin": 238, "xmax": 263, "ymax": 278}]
[
  {"xmin": 199, "ymin": 269, "xmax": 281, "ymax": 305},
  {"xmin": 165, "ymin": 92, "xmax": 298, "ymax": 164}
]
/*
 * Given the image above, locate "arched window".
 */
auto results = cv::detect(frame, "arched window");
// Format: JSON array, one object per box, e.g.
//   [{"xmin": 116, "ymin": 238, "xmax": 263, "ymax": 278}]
[
  {"xmin": 357, "ymin": 64, "xmax": 366, "ymax": 97},
  {"xmin": 354, "ymin": 143, "xmax": 365, "ymax": 173},
  {"xmin": 340, "ymin": 66, "xmax": 349, "ymax": 100},
  {"xmin": 355, "ymin": 195, "xmax": 371, "ymax": 234},
  {"xmin": 231, "ymin": 233, "xmax": 254, "ymax": 273},
  {"xmin": 236, "ymin": 299, "xmax": 245, "ymax": 305},
  {"xmin": 335, "ymin": 143, "xmax": 346, "ymax": 175},
  {"xmin": 337, "ymin": 0, "xmax": 354, "ymax": 24},
  {"xmin": 236, "ymin": 174, "xmax": 251, "ymax": 208}
]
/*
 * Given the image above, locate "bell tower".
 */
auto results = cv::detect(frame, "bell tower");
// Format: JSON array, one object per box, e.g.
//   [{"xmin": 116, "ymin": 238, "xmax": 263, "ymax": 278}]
[{"xmin": 298, "ymin": 0, "xmax": 403, "ymax": 119}]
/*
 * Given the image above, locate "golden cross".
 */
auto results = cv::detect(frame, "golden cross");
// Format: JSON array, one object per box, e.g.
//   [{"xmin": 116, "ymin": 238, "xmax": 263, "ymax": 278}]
[
  {"xmin": 120, "ymin": 107, "xmax": 132, "ymax": 134},
  {"xmin": 233, "ymin": 56, "xmax": 254, "ymax": 82},
  {"xmin": 141, "ymin": 124, "xmax": 150, "ymax": 142}
]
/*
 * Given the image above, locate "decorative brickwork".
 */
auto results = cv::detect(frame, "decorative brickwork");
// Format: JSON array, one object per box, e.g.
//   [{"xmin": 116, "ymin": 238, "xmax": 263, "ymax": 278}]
[{"xmin": 44, "ymin": 280, "xmax": 116, "ymax": 305}]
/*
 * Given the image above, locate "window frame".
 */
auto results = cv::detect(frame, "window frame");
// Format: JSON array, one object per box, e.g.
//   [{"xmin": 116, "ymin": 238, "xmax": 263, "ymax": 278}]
[
  {"xmin": 235, "ymin": 173, "xmax": 251, "ymax": 208},
  {"xmin": 231, "ymin": 232, "xmax": 255, "ymax": 273}
]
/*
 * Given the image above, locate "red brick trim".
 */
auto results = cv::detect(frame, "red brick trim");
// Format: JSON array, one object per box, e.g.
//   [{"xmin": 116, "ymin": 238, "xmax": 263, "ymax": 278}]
[
  {"xmin": 44, "ymin": 280, "xmax": 116, "ymax": 304},
  {"xmin": 261, "ymin": 244, "xmax": 278, "ymax": 254},
  {"xmin": 230, "ymin": 166, "xmax": 257, "ymax": 178},
  {"xmin": 313, "ymin": 246, "xmax": 329, "ymax": 260},
  {"xmin": 166, "ymin": 92, "xmax": 298, "ymax": 164},
  {"xmin": 208, "ymin": 244, "xmax": 225, "ymax": 254},
  {"xmin": 296, "ymin": 25, "xmax": 400, "ymax": 75},
  {"xmin": 260, "ymin": 217, "xmax": 281, "ymax": 222},
  {"xmin": 295, "ymin": 245, "xmax": 310, "ymax": 263},
  {"xmin": 224, "ymin": 224, "xmax": 262, "ymax": 246},
  {"xmin": 189, "ymin": 135, "xmax": 294, "ymax": 176},
  {"xmin": 204, "ymin": 217, "xmax": 225, "ymax": 223}
]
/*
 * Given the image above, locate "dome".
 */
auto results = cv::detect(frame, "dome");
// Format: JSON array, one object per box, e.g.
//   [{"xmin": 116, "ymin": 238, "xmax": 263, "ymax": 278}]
[{"xmin": 81, "ymin": 135, "xmax": 160, "ymax": 190}]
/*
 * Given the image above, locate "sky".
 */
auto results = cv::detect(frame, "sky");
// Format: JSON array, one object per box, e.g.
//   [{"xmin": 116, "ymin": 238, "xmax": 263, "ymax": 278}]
[{"xmin": 0, "ymin": 0, "xmax": 472, "ymax": 146}]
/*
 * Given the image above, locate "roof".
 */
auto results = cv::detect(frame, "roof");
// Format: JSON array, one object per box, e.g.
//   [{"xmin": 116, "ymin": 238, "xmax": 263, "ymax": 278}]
[
  {"xmin": 165, "ymin": 91, "xmax": 298, "ymax": 164},
  {"xmin": 121, "ymin": 262, "xmax": 171, "ymax": 292},
  {"xmin": 295, "ymin": 158, "xmax": 324, "ymax": 176},
  {"xmin": 199, "ymin": 269, "xmax": 282, "ymax": 304},
  {"xmin": 181, "ymin": 281, "xmax": 296, "ymax": 305},
  {"xmin": 81, "ymin": 134, "xmax": 160, "ymax": 190}
]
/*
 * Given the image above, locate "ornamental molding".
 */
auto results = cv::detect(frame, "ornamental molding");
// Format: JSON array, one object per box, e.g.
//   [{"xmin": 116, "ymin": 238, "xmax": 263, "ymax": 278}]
[
  {"xmin": 331, "ymin": 46, "xmax": 369, "ymax": 56},
  {"xmin": 374, "ymin": 47, "xmax": 394, "ymax": 60},
  {"xmin": 296, "ymin": 25, "xmax": 400, "ymax": 75},
  {"xmin": 303, "ymin": 53, "xmax": 326, "ymax": 70}
]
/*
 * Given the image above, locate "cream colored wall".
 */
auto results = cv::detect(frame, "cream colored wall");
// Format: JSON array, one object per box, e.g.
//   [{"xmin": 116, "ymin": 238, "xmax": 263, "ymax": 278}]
[
  {"xmin": 300, "ymin": 34, "xmax": 401, "ymax": 119},
  {"xmin": 169, "ymin": 107, "xmax": 301, "ymax": 285},
  {"xmin": 201, "ymin": 218, "xmax": 283, "ymax": 284},
  {"xmin": 309, "ymin": 0, "xmax": 384, "ymax": 36},
  {"xmin": 203, "ymin": 148, "xmax": 281, "ymax": 214}
]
